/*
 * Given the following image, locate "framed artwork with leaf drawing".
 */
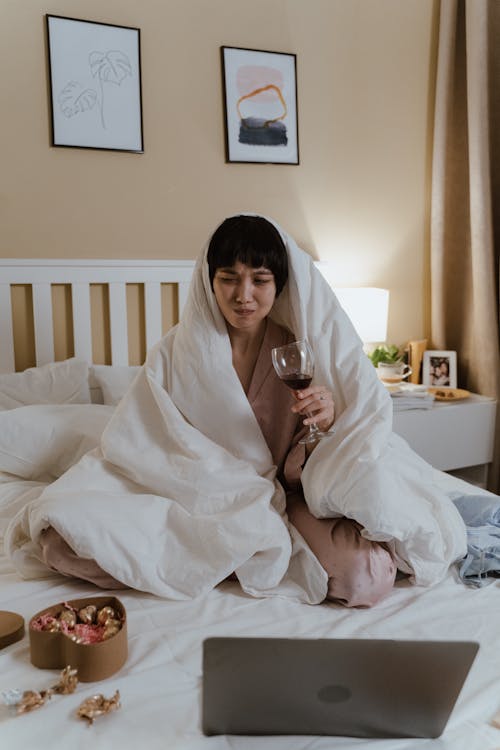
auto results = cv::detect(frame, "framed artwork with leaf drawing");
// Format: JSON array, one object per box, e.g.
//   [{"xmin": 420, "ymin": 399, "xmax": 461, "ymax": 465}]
[
  {"xmin": 46, "ymin": 15, "xmax": 144, "ymax": 153},
  {"xmin": 221, "ymin": 46, "xmax": 299, "ymax": 164}
]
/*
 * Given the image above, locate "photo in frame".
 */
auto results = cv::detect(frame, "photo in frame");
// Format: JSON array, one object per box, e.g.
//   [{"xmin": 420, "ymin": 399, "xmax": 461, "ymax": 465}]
[
  {"xmin": 46, "ymin": 15, "xmax": 144, "ymax": 152},
  {"xmin": 422, "ymin": 350, "xmax": 458, "ymax": 388},
  {"xmin": 220, "ymin": 46, "xmax": 299, "ymax": 164}
]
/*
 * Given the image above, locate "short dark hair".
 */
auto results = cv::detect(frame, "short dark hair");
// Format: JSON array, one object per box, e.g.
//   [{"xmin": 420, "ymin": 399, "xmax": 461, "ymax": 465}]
[{"xmin": 207, "ymin": 215, "xmax": 288, "ymax": 296}]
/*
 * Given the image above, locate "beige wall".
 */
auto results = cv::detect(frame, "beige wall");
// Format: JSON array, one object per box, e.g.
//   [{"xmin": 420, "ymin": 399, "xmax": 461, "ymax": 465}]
[{"xmin": 1, "ymin": 0, "xmax": 438, "ymax": 347}]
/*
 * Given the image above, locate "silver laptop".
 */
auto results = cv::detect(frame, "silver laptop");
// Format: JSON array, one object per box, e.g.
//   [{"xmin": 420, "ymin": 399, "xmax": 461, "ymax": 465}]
[{"xmin": 202, "ymin": 637, "xmax": 478, "ymax": 738}]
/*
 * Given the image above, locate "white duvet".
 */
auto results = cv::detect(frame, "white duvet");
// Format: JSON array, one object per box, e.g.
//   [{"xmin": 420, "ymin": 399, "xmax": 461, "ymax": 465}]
[{"xmin": 3, "ymin": 218, "xmax": 467, "ymax": 603}]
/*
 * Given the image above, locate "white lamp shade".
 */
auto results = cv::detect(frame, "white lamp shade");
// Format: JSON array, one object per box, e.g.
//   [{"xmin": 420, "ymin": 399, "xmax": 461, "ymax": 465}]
[
  {"xmin": 332, "ymin": 287, "xmax": 389, "ymax": 343},
  {"xmin": 314, "ymin": 262, "xmax": 390, "ymax": 343}
]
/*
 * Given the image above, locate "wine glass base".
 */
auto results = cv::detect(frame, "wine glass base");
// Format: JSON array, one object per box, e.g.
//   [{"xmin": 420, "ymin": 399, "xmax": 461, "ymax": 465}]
[{"xmin": 298, "ymin": 431, "xmax": 328, "ymax": 445}]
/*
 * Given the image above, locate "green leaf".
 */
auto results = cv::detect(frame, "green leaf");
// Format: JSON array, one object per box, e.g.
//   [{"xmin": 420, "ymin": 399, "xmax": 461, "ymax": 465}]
[{"xmin": 367, "ymin": 344, "xmax": 403, "ymax": 366}]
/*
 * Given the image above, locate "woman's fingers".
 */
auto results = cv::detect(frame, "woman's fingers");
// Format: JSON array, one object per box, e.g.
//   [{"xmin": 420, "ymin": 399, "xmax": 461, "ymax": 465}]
[
  {"xmin": 293, "ymin": 385, "xmax": 331, "ymax": 412},
  {"xmin": 292, "ymin": 385, "xmax": 335, "ymax": 431}
]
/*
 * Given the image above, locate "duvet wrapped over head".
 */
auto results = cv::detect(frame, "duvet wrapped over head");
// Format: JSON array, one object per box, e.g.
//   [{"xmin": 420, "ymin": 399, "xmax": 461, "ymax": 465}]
[{"xmin": 3, "ymin": 216, "xmax": 467, "ymax": 602}]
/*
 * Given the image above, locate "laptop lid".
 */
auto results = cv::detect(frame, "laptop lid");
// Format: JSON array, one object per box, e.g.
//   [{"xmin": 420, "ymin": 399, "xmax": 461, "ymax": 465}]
[{"xmin": 202, "ymin": 637, "xmax": 478, "ymax": 738}]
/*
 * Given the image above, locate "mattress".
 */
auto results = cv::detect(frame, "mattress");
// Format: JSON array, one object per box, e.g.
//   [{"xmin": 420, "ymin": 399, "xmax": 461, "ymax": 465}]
[{"xmin": 2, "ymin": 528, "xmax": 500, "ymax": 749}]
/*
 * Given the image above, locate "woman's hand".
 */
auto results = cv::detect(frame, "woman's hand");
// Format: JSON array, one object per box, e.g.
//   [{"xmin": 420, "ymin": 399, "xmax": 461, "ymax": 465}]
[{"xmin": 291, "ymin": 385, "xmax": 335, "ymax": 433}]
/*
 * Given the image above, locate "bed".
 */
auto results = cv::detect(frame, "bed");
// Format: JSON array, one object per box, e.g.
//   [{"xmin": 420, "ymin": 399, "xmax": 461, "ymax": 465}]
[{"xmin": 1, "ymin": 259, "xmax": 500, "ymax": 750}]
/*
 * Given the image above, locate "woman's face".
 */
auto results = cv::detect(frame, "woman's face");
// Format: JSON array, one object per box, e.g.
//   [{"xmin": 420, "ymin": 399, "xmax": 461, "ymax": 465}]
[{"xmin": 213, "ymin": 261, "xmax": 277, "ymax": 334}]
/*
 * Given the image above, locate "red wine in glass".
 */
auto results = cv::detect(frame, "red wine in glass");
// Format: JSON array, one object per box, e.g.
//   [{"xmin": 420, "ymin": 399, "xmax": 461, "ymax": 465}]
[
  {"xmin": 281, "ymin": 374, "xmax": 312, "ymax": 391},
  {"xmin": 271, "ymin": 339, "xmax": 327, "ymax": 444}
]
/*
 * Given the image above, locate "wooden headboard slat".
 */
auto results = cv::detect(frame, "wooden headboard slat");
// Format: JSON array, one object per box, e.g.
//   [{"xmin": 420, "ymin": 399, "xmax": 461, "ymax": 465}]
[
  {"xmin": 32, "ymin": 283, "xmax": 55, "ymax": 366},
  {"xmin": 144, "ymin": 282, "xmax": 162, "ymax": 352},
  {"xmin": 71, "ymin": 283, "xmax": 93, "ymax": 363},
  {"xmin": 0, "ymin": 284, "xmax": 15, "ymax": 372},
  {"xmin": 108, "ymin": 282, "xmax": 129, "ymax": 366}
]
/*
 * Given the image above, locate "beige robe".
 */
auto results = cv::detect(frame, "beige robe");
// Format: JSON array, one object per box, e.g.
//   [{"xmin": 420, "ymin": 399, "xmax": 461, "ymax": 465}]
[{"xmin": 249, "ymin": 319, "xmax": 397, "ymax": 607}]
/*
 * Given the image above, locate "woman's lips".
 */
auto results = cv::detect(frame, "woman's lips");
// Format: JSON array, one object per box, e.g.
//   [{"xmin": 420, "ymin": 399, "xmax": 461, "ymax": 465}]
[{"xmin": 235, "ymin": 308, "xmax": 255, "ymax": 316}]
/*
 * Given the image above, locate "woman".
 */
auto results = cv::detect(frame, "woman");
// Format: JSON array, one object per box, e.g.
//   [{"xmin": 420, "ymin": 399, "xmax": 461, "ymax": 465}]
[
  {"xmin": 206, "ymin": 215, "xmax": 396, "ymax": 607},
  {"xmin": 39, "ymin": 215, "xmax": 396, "ymax": 606}
]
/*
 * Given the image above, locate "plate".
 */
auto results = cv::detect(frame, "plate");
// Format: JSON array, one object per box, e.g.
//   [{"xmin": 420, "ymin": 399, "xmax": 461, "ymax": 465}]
[
  {"xmin": 428, "ymin": 387, "xmax": 470, "ymax": 402},
  {"xmin": 382, "ymin": 381, "xmax": 404, "ymax": 390}
]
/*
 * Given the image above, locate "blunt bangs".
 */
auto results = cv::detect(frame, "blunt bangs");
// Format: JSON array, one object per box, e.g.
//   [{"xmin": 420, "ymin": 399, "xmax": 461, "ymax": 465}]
[{"xmin": 207, "ymin": 216, "xmax": 288, "ymax": 296}]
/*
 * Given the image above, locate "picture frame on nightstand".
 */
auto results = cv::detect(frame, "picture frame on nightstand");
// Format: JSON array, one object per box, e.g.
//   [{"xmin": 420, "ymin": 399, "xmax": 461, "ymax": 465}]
[{"xmin": 422, "ymin": 350, "xmax": 457, "ymax": 388}]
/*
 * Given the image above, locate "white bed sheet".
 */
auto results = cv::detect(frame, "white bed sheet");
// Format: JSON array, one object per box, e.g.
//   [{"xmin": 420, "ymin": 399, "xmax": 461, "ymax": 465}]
[
  {"xmin": 1, "ymin": 403, "xmax": 499, "ymax": 749},
  {"xmin": 2, "ymin": 548, "xmax": 500, "ymax": 750}
]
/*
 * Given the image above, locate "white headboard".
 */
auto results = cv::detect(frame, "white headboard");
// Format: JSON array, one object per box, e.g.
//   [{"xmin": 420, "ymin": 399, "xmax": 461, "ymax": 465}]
[{"xmin": 0, "ymin": 259, "xmax": 195, "ymax": 373}]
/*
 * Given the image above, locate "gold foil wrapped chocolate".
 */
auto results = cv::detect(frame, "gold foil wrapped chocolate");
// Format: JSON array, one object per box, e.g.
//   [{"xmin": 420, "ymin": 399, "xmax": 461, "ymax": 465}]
[
  {"xmin": 77, "ymin": 690, "xmax": 121, "ymax": 725},
  {"xmin": 102, "ymin": 624, "xmax": 120, "ymax": 640},
  {"xmin": 16, "ymin": 689, "xmax": 52, "ymax": 714},
  {"xmin": 59, "ymin": 609, "xmax": 77, "ymax": 629},
  {"xmin": 51, "ymin": 666, "xmax": 79, "ymax": 695},
  {"xmin": 41, "ymin": 617, "xmax": 60, "ymax": 632},
  {"xmin": 96, "ymin": 606, "xmax": 116, "ymax": 626},
  {"xmin": 104, "ymin": 618, "xmax": 121, "ymax": 630},
  {"xmin": 78, "ymin": 605, "xmax": 97, "ymax": 624}
]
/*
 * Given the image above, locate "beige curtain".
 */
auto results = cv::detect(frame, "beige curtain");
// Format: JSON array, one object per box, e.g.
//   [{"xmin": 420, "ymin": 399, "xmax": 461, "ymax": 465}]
[{"xmin": 431, "ymin": 0, "xmax": 500, "ymax": 492}]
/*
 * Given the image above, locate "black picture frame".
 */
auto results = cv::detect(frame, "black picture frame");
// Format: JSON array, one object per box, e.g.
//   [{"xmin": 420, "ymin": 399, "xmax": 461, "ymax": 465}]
[
  {"xmin": 220, "ymin": 46, "xmax": 299, "ymax": 165},
  {"xmin": 46, "ymin": 14, "xmax": 144, "ymax": 153}
]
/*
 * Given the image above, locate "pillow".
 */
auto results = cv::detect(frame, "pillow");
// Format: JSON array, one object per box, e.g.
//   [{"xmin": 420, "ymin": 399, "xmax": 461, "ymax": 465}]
[
  {"xmin": 0, "ymin": 358, "xmax": 91, "ymax": 410},
  {"xmin": 89, "ymin": 365, "xmax": 141, "ymax": 406},
  {"xmin": 0, "ymin": 404, "xmax": 114, "ymax": 481}
]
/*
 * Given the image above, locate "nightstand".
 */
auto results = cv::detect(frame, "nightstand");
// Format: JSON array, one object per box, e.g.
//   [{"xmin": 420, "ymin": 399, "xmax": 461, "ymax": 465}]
[{"xmin": 392, "ymin": 394, "xmax": 497, "ymax": 488}]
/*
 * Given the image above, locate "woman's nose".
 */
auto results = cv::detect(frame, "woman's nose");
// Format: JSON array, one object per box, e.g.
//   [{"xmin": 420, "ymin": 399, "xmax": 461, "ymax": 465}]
[{"xmin": 235, "ymin": 280, "xmax": 253, "ymax": 302}]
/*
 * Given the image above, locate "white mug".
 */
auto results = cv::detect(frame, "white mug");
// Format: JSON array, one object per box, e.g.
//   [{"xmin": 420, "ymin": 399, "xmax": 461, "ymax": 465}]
[{"xmin": 376, "ymin": 362, "xmax": 412, "ymax": 383}]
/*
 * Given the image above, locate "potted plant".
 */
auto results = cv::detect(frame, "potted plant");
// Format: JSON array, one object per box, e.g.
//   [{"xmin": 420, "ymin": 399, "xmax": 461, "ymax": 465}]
[
  {"xmin": 368, "ymin": 345, "xmax": 412, "ymax": 383},
  {"xmin": 367, "ymin": 344, "xmax": 403, "ymax": 368}
]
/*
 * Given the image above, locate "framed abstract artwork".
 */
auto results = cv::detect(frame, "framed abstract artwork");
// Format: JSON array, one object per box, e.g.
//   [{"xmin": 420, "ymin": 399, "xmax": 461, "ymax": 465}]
[
  {"xmin": 220, "ymin": 46, "xmax": 299, "ymax": 164},
  {"xmin": 46, "ymin": 15, "xmax": 144, "ymax": 153}
]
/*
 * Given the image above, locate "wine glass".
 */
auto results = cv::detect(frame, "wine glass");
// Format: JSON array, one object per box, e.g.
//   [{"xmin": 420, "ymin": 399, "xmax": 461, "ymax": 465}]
[{"xmin": 271, "ymin": 339, "xmax": 328, "ymax": 445}]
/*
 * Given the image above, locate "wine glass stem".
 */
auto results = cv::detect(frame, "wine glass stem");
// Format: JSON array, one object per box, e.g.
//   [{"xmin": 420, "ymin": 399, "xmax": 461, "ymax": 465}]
[{"xmin": 306, "ymin": 413, "xmax": 319, "ymax": 437}]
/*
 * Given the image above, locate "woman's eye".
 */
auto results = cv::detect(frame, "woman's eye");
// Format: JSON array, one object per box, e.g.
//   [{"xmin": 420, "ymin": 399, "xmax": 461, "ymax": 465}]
[{"xmin": 216, "ymin": 274, "xmax": 272, "ymax": 285}]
